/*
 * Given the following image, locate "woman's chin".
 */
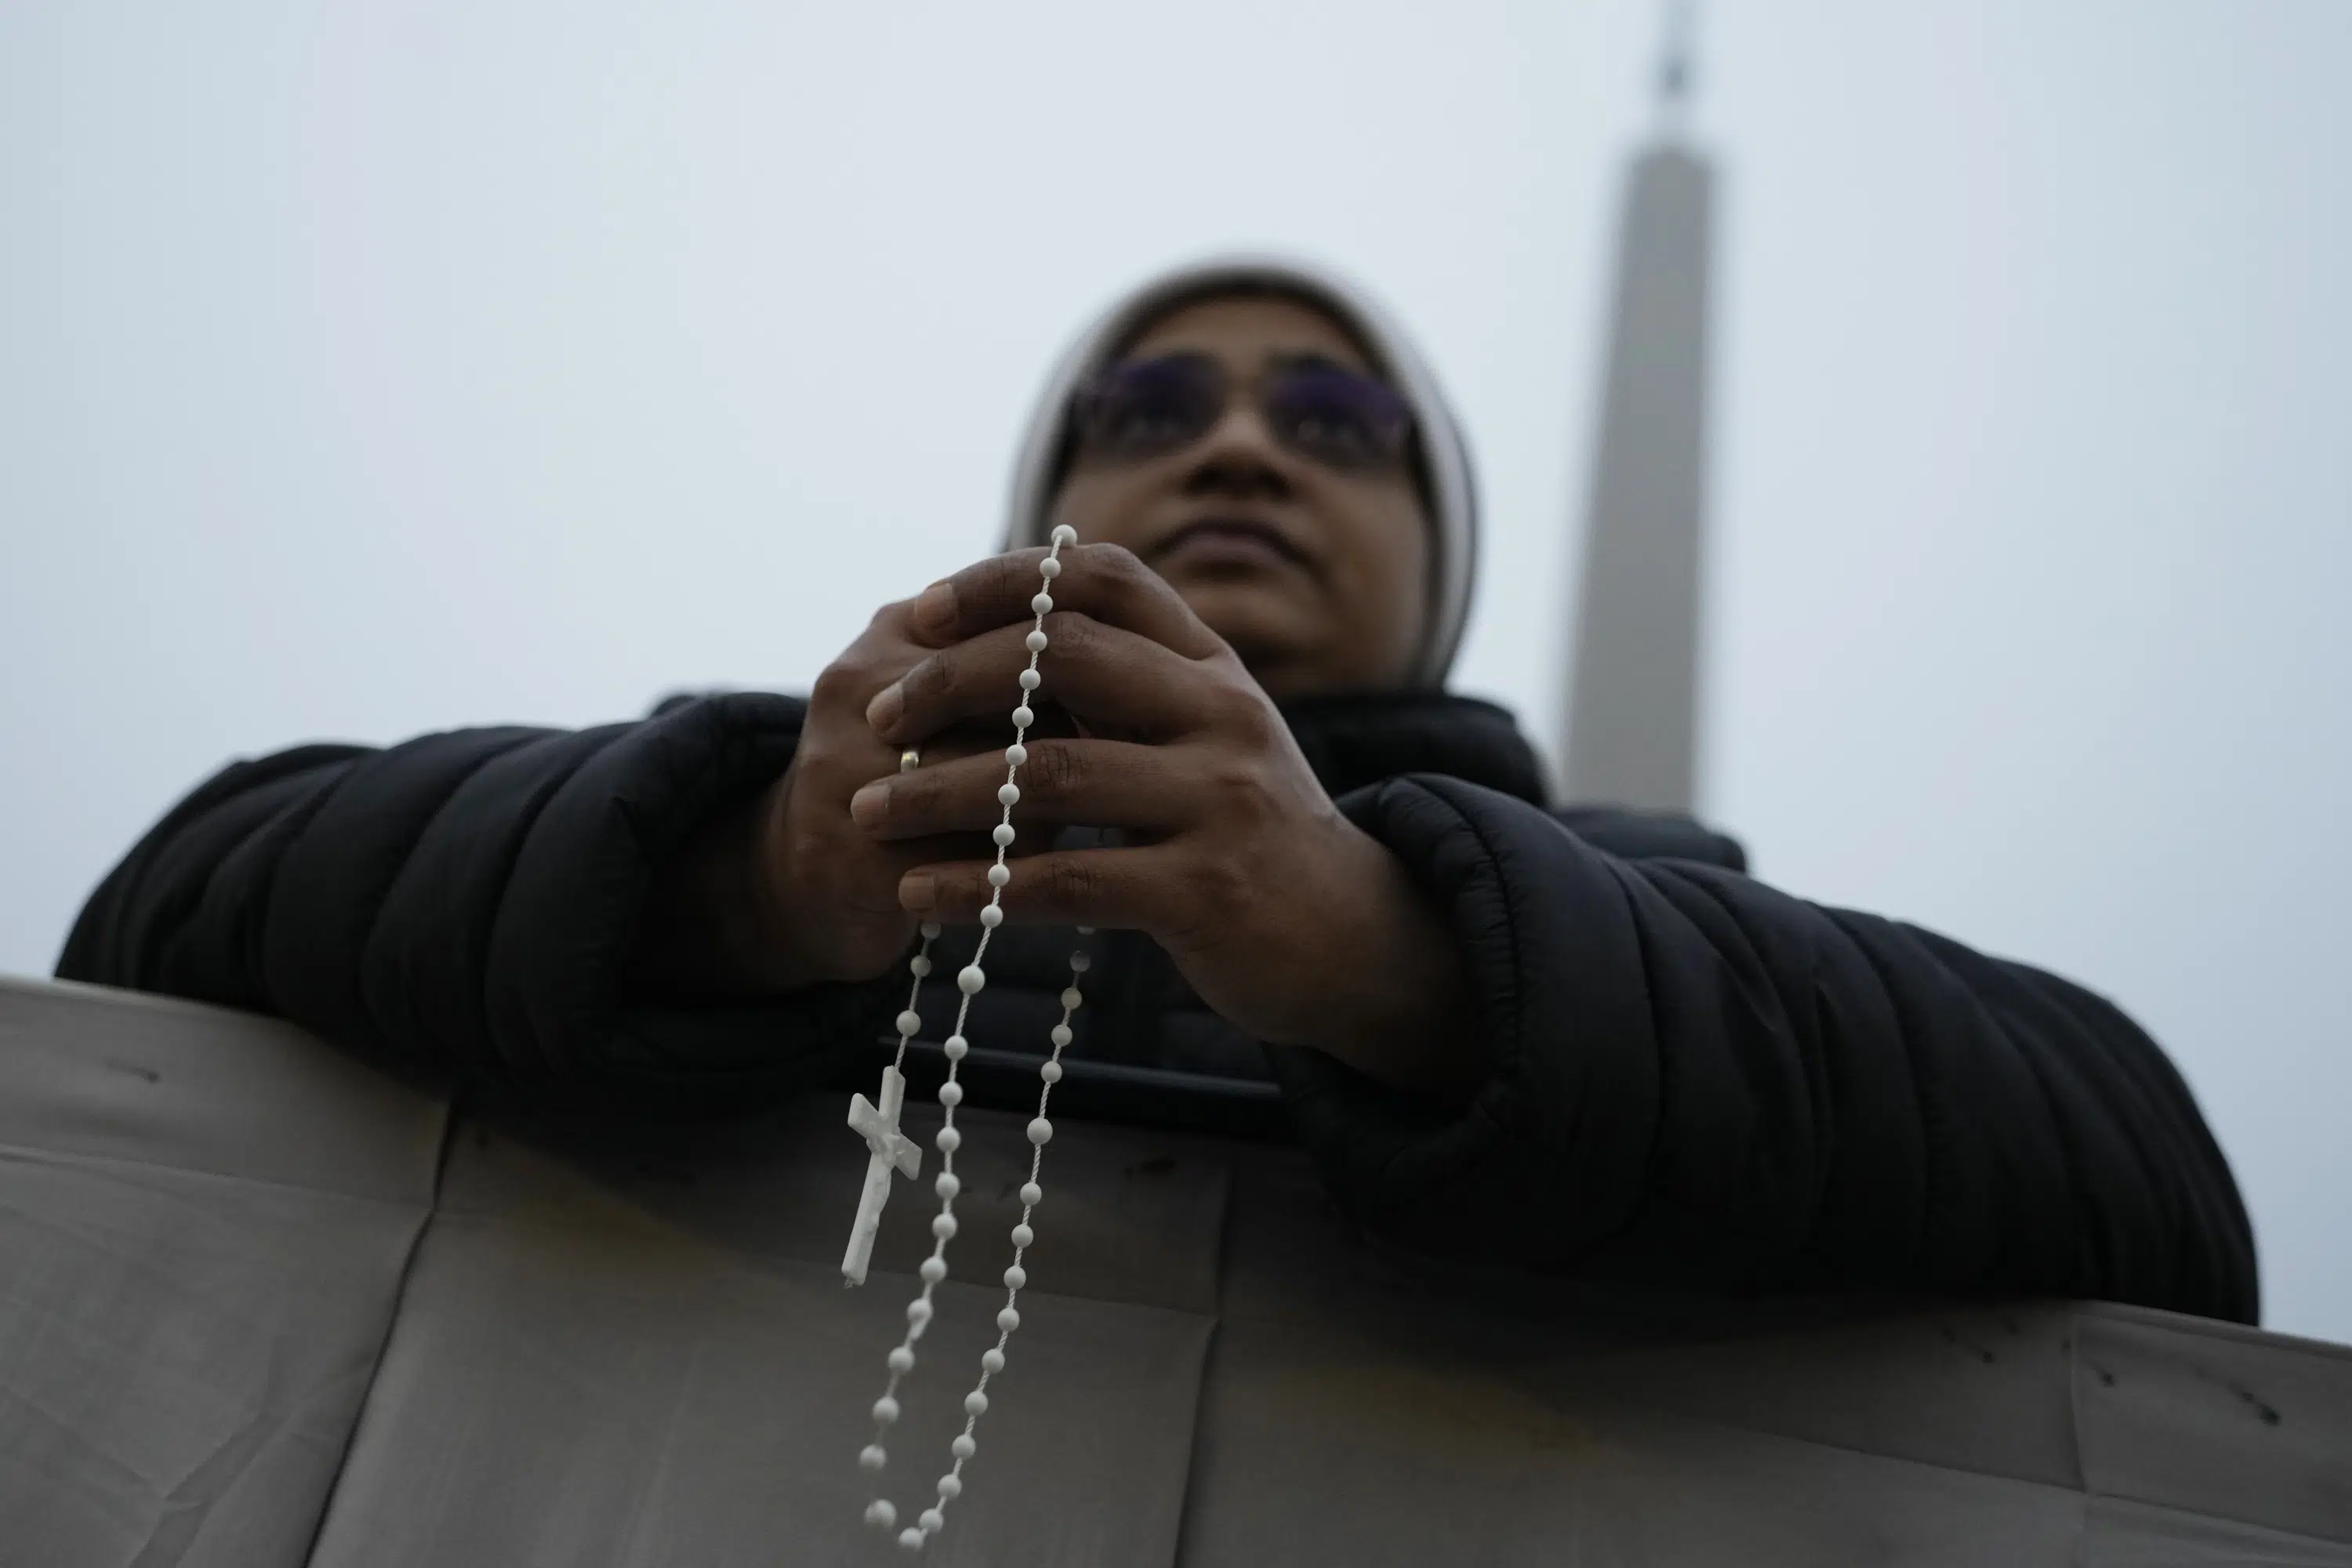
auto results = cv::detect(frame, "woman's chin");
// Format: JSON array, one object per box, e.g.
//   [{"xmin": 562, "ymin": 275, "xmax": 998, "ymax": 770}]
[{"xmin": 1174, "ymin": 581, "xmax": 1325, "ymax": 655}]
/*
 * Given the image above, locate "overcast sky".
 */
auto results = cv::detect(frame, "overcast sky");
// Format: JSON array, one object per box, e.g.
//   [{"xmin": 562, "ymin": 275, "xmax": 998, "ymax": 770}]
[{"xmin": 4, "ymin": 1, "xmax": 2347, "ymax": 1341}]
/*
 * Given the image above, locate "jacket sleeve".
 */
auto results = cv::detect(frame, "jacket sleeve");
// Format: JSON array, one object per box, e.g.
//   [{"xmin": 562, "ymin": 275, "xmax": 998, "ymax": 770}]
[
  {"xmin": 56, "ymin": 692, "xmax": 902, "ymax": 1111},
  {"xmin": 1271, "ymin": 774, "xmax": 2259, "ymax": 1323}
]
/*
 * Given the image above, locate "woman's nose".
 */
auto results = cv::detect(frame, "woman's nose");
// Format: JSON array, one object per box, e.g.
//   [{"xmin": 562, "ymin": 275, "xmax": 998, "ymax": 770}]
[
  {"xmin": 1180, "ymin": 416, "xmax": 1294, "ymax": 499},
  {"xmin": 1178, "ymin": 401, "xmax": 1296, "ymax": 499}
]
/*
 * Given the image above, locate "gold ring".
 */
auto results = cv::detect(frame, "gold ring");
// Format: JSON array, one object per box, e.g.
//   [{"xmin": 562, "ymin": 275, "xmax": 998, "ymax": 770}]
[{"xmin": 899, "ymin": 747, "xmax": 922, "ymax": 773}]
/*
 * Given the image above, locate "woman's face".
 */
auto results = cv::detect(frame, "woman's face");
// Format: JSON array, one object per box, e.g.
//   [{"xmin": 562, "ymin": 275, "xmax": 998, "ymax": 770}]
[{"xmin": 1047, "ymin": 294, "xmax": 1431, "ymax": 699}]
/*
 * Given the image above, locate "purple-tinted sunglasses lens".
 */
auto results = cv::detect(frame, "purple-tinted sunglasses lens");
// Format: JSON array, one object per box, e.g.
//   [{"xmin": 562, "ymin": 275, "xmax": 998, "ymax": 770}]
[
  {"xmin": 1074, "ymin": 355, "xmax": 1224, "ymax": 459},
  {"xmin": 1264, "ymin": 362, "xmax": 1414, "ymax": 469}
]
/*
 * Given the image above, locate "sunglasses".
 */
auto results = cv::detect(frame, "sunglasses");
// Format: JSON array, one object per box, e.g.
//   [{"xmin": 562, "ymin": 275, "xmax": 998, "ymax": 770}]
[{"xmin": 1069, "ymin": 352, "xmax": 1415, "ymax": 474}]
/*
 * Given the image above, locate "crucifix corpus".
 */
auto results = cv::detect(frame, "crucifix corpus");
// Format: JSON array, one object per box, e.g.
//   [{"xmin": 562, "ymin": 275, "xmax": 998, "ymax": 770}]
[{"xmin": 842, "ymin": 1065, "xmax": 921, "ymax": 1287}]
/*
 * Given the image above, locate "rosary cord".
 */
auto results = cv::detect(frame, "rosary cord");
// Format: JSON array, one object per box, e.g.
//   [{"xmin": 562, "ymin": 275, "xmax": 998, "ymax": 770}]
[{"xmin": 890, "ymin": 932, "xmax": 937, "ymax": 1077}]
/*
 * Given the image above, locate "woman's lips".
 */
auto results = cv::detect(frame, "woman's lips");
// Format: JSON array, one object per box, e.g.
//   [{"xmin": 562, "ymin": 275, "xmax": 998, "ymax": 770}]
[{"xmin": 1149, "ymin": 520, "xmax": 1311, "ymax": 575}]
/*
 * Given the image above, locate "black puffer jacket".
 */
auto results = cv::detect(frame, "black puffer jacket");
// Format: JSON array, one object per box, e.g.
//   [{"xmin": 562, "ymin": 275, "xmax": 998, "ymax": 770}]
[{"xmin": 57, "ymin": 689, "xmax": 2259, "ymax": 1323}]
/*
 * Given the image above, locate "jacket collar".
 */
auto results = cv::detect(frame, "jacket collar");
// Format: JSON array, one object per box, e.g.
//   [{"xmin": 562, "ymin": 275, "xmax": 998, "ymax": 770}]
[{"xmin": 1276, "ymin": 690, "xmax": 1549, "ymax": 806}]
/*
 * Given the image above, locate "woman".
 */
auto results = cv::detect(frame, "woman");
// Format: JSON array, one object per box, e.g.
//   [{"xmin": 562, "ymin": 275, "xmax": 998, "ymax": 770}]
[{"xmin": 59, "ymin": 258, "xmax": 2259, "ymax": 1323}]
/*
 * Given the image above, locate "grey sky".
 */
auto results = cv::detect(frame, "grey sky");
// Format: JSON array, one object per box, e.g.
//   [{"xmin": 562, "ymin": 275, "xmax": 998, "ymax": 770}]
[{"xmin": 4, "ymin": 2, "xmax": 2346, "ymax": 1340}]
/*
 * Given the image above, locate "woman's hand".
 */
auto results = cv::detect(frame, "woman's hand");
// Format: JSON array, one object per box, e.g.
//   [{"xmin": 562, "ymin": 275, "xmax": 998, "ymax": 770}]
[
  {"xmin": 630, "ymin": 595, "xmax": 1017, "ymax": 997},
  {"xmin": 852, "ymin": 544, "xmax": 1483, "ymax": 1098}
]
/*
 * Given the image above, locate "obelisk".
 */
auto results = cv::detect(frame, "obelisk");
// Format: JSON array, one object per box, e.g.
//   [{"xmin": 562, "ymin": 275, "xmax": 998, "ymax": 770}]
[{"xmin": 1560, "ymin": 13, "xmax": 1715, "ymax": 812}]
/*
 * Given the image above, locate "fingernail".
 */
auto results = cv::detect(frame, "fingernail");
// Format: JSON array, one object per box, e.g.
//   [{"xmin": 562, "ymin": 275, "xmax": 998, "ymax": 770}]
[
  {"xmin": 849, "ymin": 781, "xmax": 890, "ymax": 829},
  {"xmin": 913, "ymin": 581, "xmax": 956, "ymax": 638},
  {"xmin": 899, "ymin": 870, "xmax": 935, "ymax": 913},
  {"xmin": 865, "ymin": 681, "xmax": 903, "ymax": 735}
]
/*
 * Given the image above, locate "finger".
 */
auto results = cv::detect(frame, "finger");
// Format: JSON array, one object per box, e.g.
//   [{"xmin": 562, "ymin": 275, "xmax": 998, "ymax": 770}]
[
  {"xmin": 812, "ymin": 596, "xmax": 938, "ymax": 710},
  {"xmin": 825, "ymin": 833, "xmax": 1007, "ymax": 919},
  {"xmin": 844, "ymin": 727, "xmax": 1002, "ymax": 790},
  {"xmin": 909, "ymin": 543, "xmax": 1225, "ymax": 660},
  {"xmin": 870, "ymin": 614, "xmax": 1217, "ymax": 746},
  {"xmin": 897, "ymin": 844, "xmax": 1188, "ymax": 932},
  {"xmin": 850, "ymin": 739, "xmax": 1195, "ymax": 841}
]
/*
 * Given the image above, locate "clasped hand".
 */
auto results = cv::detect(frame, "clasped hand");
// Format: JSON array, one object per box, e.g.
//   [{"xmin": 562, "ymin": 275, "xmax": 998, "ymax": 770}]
[{"xmin": 752, "ymin": 545, "xmax": 1477, "ymax": 1095}]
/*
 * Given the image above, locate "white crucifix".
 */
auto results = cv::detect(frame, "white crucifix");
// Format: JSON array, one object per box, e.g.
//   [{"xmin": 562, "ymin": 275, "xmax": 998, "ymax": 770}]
[{"xmin": 842, "ymin": 1065, "xmax": 922, "ymax": 1287}]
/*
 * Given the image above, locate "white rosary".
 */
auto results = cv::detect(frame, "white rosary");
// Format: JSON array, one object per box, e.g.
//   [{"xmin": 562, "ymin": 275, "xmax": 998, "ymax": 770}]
[{"xmin": 841, "ymin": 524, "xmax": 1090, "ymax": 1552}]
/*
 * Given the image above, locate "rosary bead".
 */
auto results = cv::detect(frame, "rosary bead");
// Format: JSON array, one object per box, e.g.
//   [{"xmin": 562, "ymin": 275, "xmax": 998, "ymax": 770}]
[
  {"xmin": 999, "ymin": 780, "xmax": 1022, "ymax": 804},
  {"xmin": 958, "ymin": 964, "xmax": 989, "ymax": 993},
  {"xmin": 937, "ymin": 1081, "xmax": 963, "ymax": 1108},
  {"xmin": 942, "ymin": 1034, "xmax": 967, "ymax": 1062},
  {"xmin": 979, "ymin": 905, "xmax": 1004, "ymax": 928},
  {"xmin": 965, "ymin": 1390, "xmax": 989, "ymax": 1416},
  {"xmin": 895, "ymin": 1010, "xmax": 924, "ymax": 1038},
  {"xmin": 1010, "ymin": 1222, "xmax": 1034, "ymax": 1247},
  {"xmin": 908, "ymin": 1298, "xmax": 934, "ymax": 1326},
  {"xmin": 919, "ymin": 1257, "xmax": 947, "ymax": 1283},
  {"xmin": 898, "ymin": 1526, "xmax": 925, "ymax": 1551},
  {"xmin": 938, "ymin": 1473, "xmax": 964, "ymax": 1500},
  {"xmin": 1026, "ymin": 1116, "xmax": 1054, "ymax": 1146},
  {"xmin": 1011, "ymin": 705, "xmax": 1034, "ymax": 728},
  {"xmin": 919, "ymin": 1507, "xmax": 946, "ymax": 1534},
  {"xmin": 996, "ymin": 1306, "xmax": 1022, "ymax": 1332},
  {"xmin": 1039, "ymin": 557, "xmax": 1062, "ymax": 579},
  {"xmin": 1031, "ymin": 591, "xmax": 1054, "ymax": 614},
  {"xmin": 861, "ymin": 1444, "xmax": 888, "ymax": 1472},
  {"xmin": 867, "ymin": 1499, "xmax": 898, "ymax": 1529},
  {"xmin": 1018, "ymin": 668, "xmax": 1041, "ymax": 691},
  {"xmin": 1004, "ymin": 742, "xmax": 1027, "ymax": 766},
  {"xmin": 888, "ymin": 1345, "xmax": 916, "ymax": 1373},
  {"xmin": 1025, "ymin": 630, "xmax": 1049, "ymax": 653},
  {"xmin": 1040, "ymin": 1060, "xmax": 1062, "ymax": 1083},
  {"xmin": 920, "ymin": 921, "xmax": 942, "ymax": 939},
  {"xmin": 981, "ymin": 1347, "xmax": 1006, "ymax": 1374},
  {"xmin": 932, "ymin": 1212, "xmax": 958, "ymax": 1240},
  {"xmin": 1051, "ymin": 1024, "xmax": 1073, "ymax": 1048},
  {"xmin": 987, "ymin": 863, "xmax": 1011, "ymax": 887},
  {"xmin": 1061, "ymin": 988, "xmax": 1083, "ymax": 1011},
  {"xmin": 873, "ymin": 1396, "xmax": 901, "ymax": 1425},
  {"xmin": 1019, "ymin": 1181, "xmax": 1043, "ymax": 1206},
  {"xmin": 1004, "ymin": 1264, "xmax": 1027, "ymax": 1290},
  {"xmin": 935, "ymin": 1127, "xmax": 960, "ymax": 1153},
  {"xmin": 952, "ymin": 1434, "xmax": 978, "ymax": 1460},
  {"xmin": 1051, "ymin": 524, "xmax": 1078, "ymax": 547},
  {"xmin": 935, "ymin": 1171, "xmax": 960, "ymax": 1199},
  {"xmin": 992, "ymin": 823, "xmax": 1016, "ymax": 848},
  {"xmin": 909, "ymin": 954, "xmax": 931, "ymax": 977},
  {"xmin": 1069, "ymin": 953, "xmax": 1091, "ymax": 973}
]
